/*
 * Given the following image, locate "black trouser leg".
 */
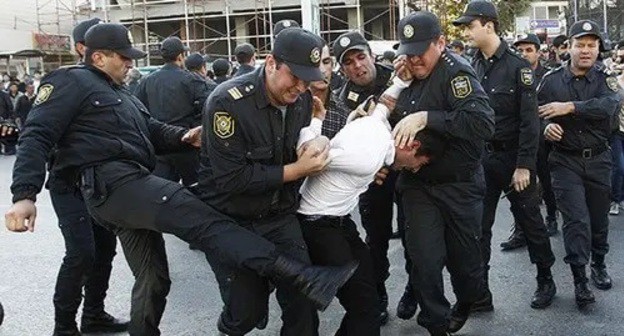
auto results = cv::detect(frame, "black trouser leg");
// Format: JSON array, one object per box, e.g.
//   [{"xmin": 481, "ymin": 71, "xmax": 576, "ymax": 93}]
[
  {"xmin": 537, "ymin": 141, "xmax": 557, "ymax": 220},
  {"xmin": 83, "ymin": 171, "xmax": 278, "ymax": 275},
  {"xmin": 358, "ymin": 171, "xmax": 397, "ymax": 286},
  {"xmin": 300, "ymin": 215, "xmax": 380, "ymax": 336},
  {"xmin": 401, "ymin": 178, "xmax": 484, "ymax": 331},
  {"xmin": 115, "ymin": 229, "xmax": 170, "ymax": 336},
  {"xmin": 50, "ymin": 190, "xmax": 116, "ymax": 326},
  {"xmin": 550, "ymin": 152, "xmax": 593, "ymax": 266},
  {"xmin": 207, "ymin": 215, "xmax": 318, "ymax": 336},
  {"xmin": 83, "ymin": 222, "xmax": 117, "ymax": 315}
]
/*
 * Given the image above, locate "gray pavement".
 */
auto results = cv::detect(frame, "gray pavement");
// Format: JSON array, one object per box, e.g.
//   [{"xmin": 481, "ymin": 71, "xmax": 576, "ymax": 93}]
[{"xmin": 0, "ymin": 154, "xmax": 622, "ymax": 336}]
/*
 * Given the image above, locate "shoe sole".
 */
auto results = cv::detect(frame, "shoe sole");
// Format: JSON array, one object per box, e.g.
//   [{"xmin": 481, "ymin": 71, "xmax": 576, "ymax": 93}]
[
  {"xmin": 576, "ymin": 298, "xmax": 595, "ymax": 309},
  {"xmin": 470, "ymin": 305, "xmax": 494, "ymax": 313},
  {"xmin": 592, "ymin": 282, "xmax": 612, "ymax": 290},
  {"xmin": 500, "ymin": 244, "xmax": 527, "ymax": 251},
  {"xmin": 313, "ymin": 261, "xmax": 359, "ymax": 311}
]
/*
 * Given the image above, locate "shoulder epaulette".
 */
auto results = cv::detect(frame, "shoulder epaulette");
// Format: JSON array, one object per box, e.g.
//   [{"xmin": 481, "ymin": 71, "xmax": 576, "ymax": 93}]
[{"xmin": 226, "ymin": 82, "xmax": 256, "ymax": 101}]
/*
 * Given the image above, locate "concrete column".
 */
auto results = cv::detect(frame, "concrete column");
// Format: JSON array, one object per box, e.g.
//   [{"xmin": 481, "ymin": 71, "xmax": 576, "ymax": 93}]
[
  {"xmin": 347, "ymin": 8, "xmax": 363, "ymax": 31},
  {"xmin": 234, "ymin": 16, "xmax": 249, "ymax": 45}
]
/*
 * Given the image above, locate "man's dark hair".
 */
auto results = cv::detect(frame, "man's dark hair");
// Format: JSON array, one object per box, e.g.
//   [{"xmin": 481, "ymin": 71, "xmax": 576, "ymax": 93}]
[
  {"xmin": 84, "ymin": 48, "xmax": 115, "ymax": 65},
  {"xmin": 236, "ymin": 53, "xmax": 253, "ymax": 65},
  {"xmin": 162, "ymin": 52, "xmax": 180, "ymax": 63},
  {"xmin": 475, "ymin": 18, "xmax": 499, "ymax": 34},
  {"xmin": 414, "ymin": 129, "xmax": 446, "ymax": 159}
]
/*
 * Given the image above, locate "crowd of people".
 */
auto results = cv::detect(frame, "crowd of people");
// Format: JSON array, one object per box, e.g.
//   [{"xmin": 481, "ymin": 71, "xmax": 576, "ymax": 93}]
[{"xmin": 2, "ymin": 1, "xmax": 623, "ymax": 336}]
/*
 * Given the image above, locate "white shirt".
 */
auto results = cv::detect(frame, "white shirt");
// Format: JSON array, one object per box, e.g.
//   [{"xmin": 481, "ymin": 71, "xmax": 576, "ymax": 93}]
[{"xmin": 297, "ymin": 110, "xmax": 395, "ymax": 216}]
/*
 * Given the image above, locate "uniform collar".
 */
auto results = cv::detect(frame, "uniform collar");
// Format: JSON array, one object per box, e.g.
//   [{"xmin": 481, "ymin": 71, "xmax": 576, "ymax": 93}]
[
  {"xmin": 162, "ymin": 63, "xmax": 183, "ymax": 71},
  {"xmin": 563, "ymin": 62, "xmax": 598, "ymax": 83},
  {"xmin": 254, "ymin": 67, "xmax": 271, "ymax": 109},
  {"xmin": 85, "ymin": 64, "xmax": 117, "ymax": 85},
  {"xmin": 475, "ymin": 38, "xmax": 507, "ymax": 62}
]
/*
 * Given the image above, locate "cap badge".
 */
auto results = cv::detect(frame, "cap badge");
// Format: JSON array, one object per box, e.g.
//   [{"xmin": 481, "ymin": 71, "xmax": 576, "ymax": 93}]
[
  {"xmin": 127, "ymin": 31, "xmax": 134, "ymax": 44},
  {"xmin": 403, "ymin": 25, "xmax": 415, "ymax": 39},
  {"xmin": 340, "ymin": 37, "xmax": 351, "ymax": 48},
  {"xmin": 582, "ymin": 22, "xmax": 592, "ymax": 31},
  {"xmin": 310, "ymin": 47, "xmax": 321, "ymax": 64},
  {"xmin": 283, "ymin": 21, "xmax": 291, "ymax": 27}
]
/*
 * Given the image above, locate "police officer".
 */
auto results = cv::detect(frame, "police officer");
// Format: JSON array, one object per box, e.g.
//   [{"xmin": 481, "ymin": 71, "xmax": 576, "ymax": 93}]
[
  {"xmin": 5, "ymin": 23, "xmax": 357, "ymax": 335},
  {"xmin": 538, "ymin": 20, "xmax": 621, "ymax": 308},
  {"xmin": 47, "ymin": 17, "xmax": 129, "ymax": 336},
  {"xmin": 232, "ymin": 43, "xmax": 256, "ymax": 77},
  {"xmin": 501, "ymin": 33, "xmax": 558, "ymax": 251},
  {"xmin": 185, "ymin": 52, "xmax": 218, "ymax": 87},
  {"xmin": 212, "ymin": 58, "xmax": 231, "ymax": 84},
  {"xmin": 135, "ymin": 37, "xmax": 209, "ymax": 186},
  {"xmin": 332, "ymin": 30, "xmax": 413, "ymax": 324},
  {"xmin": 195, "ymin": 27, "xmax": 334, "ymax": 336},
  {"xmin": 548, "ymin": 34, "xmax": 569, "ymax": 68},
  {"xmin": 390, "ymin": 11, "xmax": 494, "ymax": 336},
  {"xmin": 454, "ymin": 0, "xmax": 557, "ymax": 312}
]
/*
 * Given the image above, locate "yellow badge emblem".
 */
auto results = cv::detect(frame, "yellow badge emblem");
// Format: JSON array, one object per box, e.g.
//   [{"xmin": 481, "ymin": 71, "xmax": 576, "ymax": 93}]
[
  {"xmin": 606, "ymin": 77, "xmax": 619, "ymax": 92},
  {"xmin": 34, "ymin": 84, "xmax": 54, "ymax": 105},
  {"xmin": 213, "ymin": 111, "xmax": 234, "ymax": 139},
  {"xmin": 310, "ymin": 47, "xmax": 321, "ymax": 64},
  {"xmin": 451, "ymin": 76, "xmax": 472, "ymax": 99},
  {"xmin": 520, "ymin": 68, "xmax": 534, "ymax": 86}
]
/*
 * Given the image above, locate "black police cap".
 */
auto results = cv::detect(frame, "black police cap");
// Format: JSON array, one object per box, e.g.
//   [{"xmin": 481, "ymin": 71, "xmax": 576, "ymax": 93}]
[
  {"xmin": 453, "ymin": 0, "xmax": 498, "ymax": 26},
  {"xmin": 73, "ymin": 18, "xmax": 102, "ymax": 44},
  {"xmin": 160, "ymin": 36, "xmax": 189, "ymax": 58},
  {"xmin": 552, "ymin": 34, "xmax": 567, "ymax": 47},
  {"xmin": 185, "ymin": 53, "xmax": 207, "ymax": 70},
  {"xmin": 514, "ymin": 33, "xmax": 541, "ymax": 48},
  {"xmin": 85, "ymin": 23, "xmax": 146, "ymax": 59},
  {"xmin": 212, "ymin": 59, "xmax": 231, "ymax": 76},
  {"xmin": 333, "ymin": 31, "xmax": 369, "ymax": 64},
  {"xmin": 569, "ymin": 20, "xmax": 602, "ymax": 41},
  {"xmin": 234, "ymin": 43, "xmax": 255, "ymax": 56},
  {"xmin": 396, "ymin": 11, "xmax": 442, "ymax": 56},
  {"xmin": 272, "ymin": 27, "xmax": 324, "ymax": 82},
  {"xmin": 274, "ymin": 19, "xmax": 300, "ymax": 37}
]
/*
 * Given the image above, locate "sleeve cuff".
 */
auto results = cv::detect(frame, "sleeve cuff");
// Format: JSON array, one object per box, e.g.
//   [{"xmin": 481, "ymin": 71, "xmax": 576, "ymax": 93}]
[
  {"xmin": 11, "ymin": 186, "xmax": 38, "ymax": 203},
  {"xmin": 426, "ymin": 110, "xmax": 446, "ymax": 133},
  {"xmin": 265, "ymin": 166, "xmax": 285, "ymax": 189},
  {"xmin": 516, "ymin": 158, "xmax": 536, "ymax": 172}
]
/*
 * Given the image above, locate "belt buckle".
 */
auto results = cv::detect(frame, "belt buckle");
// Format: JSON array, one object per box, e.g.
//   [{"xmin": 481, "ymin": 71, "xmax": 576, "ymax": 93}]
[{"xmin": 582, "ymin": 148, "xmax": 592, "ymax": 159}]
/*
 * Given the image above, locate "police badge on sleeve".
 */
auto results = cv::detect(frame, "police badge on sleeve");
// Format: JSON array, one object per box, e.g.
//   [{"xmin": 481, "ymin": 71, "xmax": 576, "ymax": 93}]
[
  {"xmin": 520, "ymin": 68, "xmax": 534, "ymax": 86},
  {"xmin": 606, "ymin": 77, "xmax": 619, "ymax": 92},
  {"xmin": 451, "ymin": 76, "xmax": 472, "ymax": 99},
  {"xmin": 213, "ymin": 112, "xmax": 234, "ymax": 139}
]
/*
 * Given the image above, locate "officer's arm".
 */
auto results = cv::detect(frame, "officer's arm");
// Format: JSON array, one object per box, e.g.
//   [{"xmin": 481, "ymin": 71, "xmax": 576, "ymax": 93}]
[
  {"xmin": 572, "ymin": 76, "xmax": 622, "ymax": 120},
  {"xmin": 426, "ymin": 72, "xmax": 495, "ymax": 140},
  {"xmin": 536, "ymin": 75, "xmax": 554, "ymax": 131},
  {"xmin": 11, "ymin": 74, "xmax": 82, "ymax": 202},
  {"xmin": 515, "ymin": 67, "xmax": 540, "ymax": 171},
  {"xmin": 203, "ymin": 97, "xmax": 283, "ymax": 195}
]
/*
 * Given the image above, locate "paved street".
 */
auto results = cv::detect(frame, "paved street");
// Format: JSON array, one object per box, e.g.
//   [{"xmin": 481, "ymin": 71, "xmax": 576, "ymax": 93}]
[{"xmin": 0, "ymin": 154, "xmax": 622, "ymax": 336}]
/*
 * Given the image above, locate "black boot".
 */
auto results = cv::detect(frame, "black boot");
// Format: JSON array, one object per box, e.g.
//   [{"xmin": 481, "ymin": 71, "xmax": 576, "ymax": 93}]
[
  {"xmin": 530, "ymin": 276, "xmax": 556, "ymax": 309},
  {"xmin": 53, "ymin": 322, "xmax": 82, "ymax": 336},
  {"xmin": 545, "ymin": 216, "xmax": 558, "ymax": 236},
  {"xmin": 500, "ymin": 223, "xmax": 527, "ymax": 251},
  {"xmin": 448, "ymin": 301, "xmax": 471, "ymax": 333},
  {"xmin": 255, "ymin": 314, "xmax": 268, "ymax": 330},
  {"xmin": 80, "ymin": 311, "xmax": 128, "ymax": 333},
  {"xmin": 571, "ymin": 265, "xmax": 595, "ymax": 308},
  {"xmin": 590, "ymin": 255, "xmax": 612, "ymax": 290},
  {"xmin": 0, "ymin": 301, "xmax": 3, "ymax": 327},
  {"xmin": 270, "ymin": 255, "xmax": 358, "ymax": 311},
  {"xmin": 470, "ymin": 286, "xmax": 493, "ymax": 313},
  {"xmin": 396, "ymin": 284, "xmax": 418, "ymax": 320},
  {"xmin": 377, "ymin": 283, "xmax": 389, "ymax": 325}
]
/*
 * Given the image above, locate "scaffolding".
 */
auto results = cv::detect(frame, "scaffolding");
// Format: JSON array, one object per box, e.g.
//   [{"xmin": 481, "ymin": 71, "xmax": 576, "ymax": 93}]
[{"xmin": 97, "ymin": 0, "xmax": 403, "ymax": 66}]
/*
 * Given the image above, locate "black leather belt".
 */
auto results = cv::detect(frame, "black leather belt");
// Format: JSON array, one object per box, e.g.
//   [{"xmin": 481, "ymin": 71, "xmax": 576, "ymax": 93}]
[
  {"xmin": 553, "ymin": 144, "xmax": 609, "ymax": 159},
  {"xmin": 485, "ymin": 140, "xmax": 518, "ymax": 152},
  {"xmin": 299, "ymin": 214, "xmax": 350, "ymax": 224}
]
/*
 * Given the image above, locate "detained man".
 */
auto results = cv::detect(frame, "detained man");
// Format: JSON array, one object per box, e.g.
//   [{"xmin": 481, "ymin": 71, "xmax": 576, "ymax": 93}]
[{"xmin": 296, "ymin": 76, "xmax": 446, "ymax": 336}]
